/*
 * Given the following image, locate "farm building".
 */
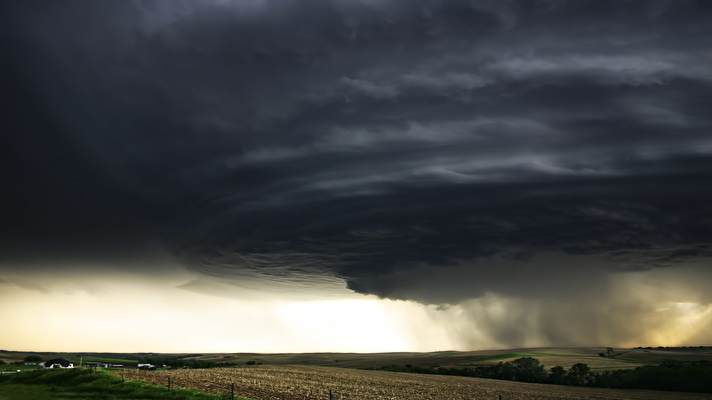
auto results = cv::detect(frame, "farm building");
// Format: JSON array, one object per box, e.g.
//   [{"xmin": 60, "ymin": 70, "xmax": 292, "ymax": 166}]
[{"xmin": 43, "ymin": 358, "xmax": 74, "ymax": 369}]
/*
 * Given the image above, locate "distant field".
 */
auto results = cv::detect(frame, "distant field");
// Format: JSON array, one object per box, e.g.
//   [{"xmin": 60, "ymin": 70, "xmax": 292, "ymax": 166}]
[
  {"xmin": 80, "ymin": 355, "xmax": 137, "ymax": 364},
  {"xmin": 179, "ymin": 347, "xmax": 712, "ymax": 371},
  {"xmin": 3, "ymin": 347, "xmax": 712, "ymax": 372},
  {"xmin": 121, "ymin": 365, "xmax": 712, "ymax": 400}
]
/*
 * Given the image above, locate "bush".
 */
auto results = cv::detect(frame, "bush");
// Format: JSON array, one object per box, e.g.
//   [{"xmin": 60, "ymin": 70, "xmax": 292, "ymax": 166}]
[
  {"xmin": 548, "ymin": 366, "xmax": 566, "ymax": 385},
  {"xmin": 566, "ymin": 363, "xmax": 592, "ymax": 386}
]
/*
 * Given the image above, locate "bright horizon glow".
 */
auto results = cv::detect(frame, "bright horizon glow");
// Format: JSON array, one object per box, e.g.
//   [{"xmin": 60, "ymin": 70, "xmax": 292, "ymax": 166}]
[
  {"xmin": 0, "ymin": 276, "xmax": 457, "ymax": 353},
  {"xmin": 1, "ymin": 269, "xmax": 710, "ymax": 353}
]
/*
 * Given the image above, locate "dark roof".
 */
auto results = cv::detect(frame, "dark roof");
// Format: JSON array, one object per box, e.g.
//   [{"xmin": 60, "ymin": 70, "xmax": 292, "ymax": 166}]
[{"xmin": 44, "ymin": 358, "xmax": 72, "ymax": 367}]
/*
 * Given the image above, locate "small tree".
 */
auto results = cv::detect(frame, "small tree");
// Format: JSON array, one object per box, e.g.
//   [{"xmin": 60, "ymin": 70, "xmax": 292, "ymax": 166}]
[
  {"xmin": 510, "ymin": 357, "xmax": 547, "ymax": 382},
  {"xmin": 495, "ymin": 362, "xmax": 516, "ymax": 380},
  {"xmin": 567, "ymin": 363, "xmax": 592, "ymax": 385},
  {"xmin": 548, "ymin": 365, "xmax": 567, "ymax": 384}
]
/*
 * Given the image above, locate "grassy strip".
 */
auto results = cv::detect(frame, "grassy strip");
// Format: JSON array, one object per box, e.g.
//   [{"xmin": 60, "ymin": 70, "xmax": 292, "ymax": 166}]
[
  {"xmin": 0, "ymin": 365, "xmax": 41, "ymax": 372},
  {"xmin": 0, "ymin": 369, "xmax": 239, "ymax": 400}
]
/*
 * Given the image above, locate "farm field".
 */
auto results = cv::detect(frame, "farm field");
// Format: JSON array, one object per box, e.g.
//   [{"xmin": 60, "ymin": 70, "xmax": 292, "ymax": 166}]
[
  {"xmin": 120, "ymin": 365, "xmax": 712, "ymax": 400},
  {"xmin": 151, "ymin": 346, "xmax": 712, "ymax": 371},
  {"xmin": 215, "ymin": 348, "xmax": 646, "ymax": 370},
  {"xmin": 4, "ymin": 347, "xmax": 712, "ymax": 371}
]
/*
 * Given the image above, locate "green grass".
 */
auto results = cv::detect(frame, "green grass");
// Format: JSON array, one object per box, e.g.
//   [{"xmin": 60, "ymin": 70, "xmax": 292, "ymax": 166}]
[
  {"xmin": 0, "ymin": 365, "xmax": 41, "ymax": 372},
  {"xmin": 0, "ymin": 369, "xmax": 235, "ymax": 400}
]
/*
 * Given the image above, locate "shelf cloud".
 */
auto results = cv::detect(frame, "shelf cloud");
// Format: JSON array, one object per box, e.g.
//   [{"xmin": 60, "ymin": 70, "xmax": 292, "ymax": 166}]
[{"xmin": 2, "ymin": 0, "xmax": 712, "ymax": 348}]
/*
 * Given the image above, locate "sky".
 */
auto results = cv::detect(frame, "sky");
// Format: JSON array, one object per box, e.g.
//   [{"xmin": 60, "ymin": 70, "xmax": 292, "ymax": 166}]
[{"xmin": 1, "ymin": 0, "xmax": 712, "ymax": 353}]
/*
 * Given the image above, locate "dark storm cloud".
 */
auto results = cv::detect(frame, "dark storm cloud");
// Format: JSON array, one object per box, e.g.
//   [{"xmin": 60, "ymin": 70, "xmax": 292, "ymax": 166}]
[{"xmin": 3, "ymin": 0, "xmax": 712, "ymax": 307}]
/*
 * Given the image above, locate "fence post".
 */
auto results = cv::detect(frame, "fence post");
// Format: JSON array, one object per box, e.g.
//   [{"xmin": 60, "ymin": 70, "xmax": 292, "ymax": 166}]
[
  {"xmin": 329, "ymin": 389, "xmax": 334, "ymax": 400},
  {"xmin": 230, "ymin": 383, "xmax": 235, "ymax": 400},
  {"xmin": 168, "ymin": 376, "xmax": 171, "ymax": 390}
]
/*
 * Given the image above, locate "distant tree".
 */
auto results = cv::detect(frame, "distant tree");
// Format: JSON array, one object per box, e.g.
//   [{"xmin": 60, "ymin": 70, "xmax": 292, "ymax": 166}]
[
  {"xmin": 548, "ymin": 365, "xmax": 567, "ymax": 384},
  {"xmin": 567, "ymin": 363, "xmax": 592, "ymax": 385},
  {"xmin": 0, "ymin": 359, "xmax": 6, "ymax": 365},
  {"xmin": 23, "ymin": 355, "xmax": 43, "ymax": 363},
  {"xmin": 510, "ymin": 357, "xmax": 547, "ymax": 382},
  {"xmin": 496, "ymin": 362, "xmax": 516, "ymax": 380}
]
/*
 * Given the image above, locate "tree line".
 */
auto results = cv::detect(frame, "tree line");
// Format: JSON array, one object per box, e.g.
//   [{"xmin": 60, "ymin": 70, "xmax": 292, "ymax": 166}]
[
  {"xmin": 379, "ymin": 357, "xmax": 712, "ymax": 393},
  {"xmin": 137, "ymin": 356, "xmax": 261, "ymax": 369}
]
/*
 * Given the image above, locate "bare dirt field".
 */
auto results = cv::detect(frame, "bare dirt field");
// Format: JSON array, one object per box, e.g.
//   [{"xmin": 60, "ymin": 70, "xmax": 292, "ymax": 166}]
[{"xmin": 120, "ymin": 365, "xmax": 712, "ymax": 400}]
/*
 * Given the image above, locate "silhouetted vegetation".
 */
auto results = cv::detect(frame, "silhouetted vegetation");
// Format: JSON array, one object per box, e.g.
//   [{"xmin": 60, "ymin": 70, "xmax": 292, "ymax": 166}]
[
  {"xmin": 23, "ymin": 355, "xmax": 43, "ymax": 363},
  {"xmin": 635, "ymin": 346, "xmax": 712, "ymax": 351},
  {"xmin": 380, "ymin": 358, "xmax": 712, "ymax": 393},
  {"xmin": 137, "ymin": 355, "xmax": 239, "ymax": 369}
]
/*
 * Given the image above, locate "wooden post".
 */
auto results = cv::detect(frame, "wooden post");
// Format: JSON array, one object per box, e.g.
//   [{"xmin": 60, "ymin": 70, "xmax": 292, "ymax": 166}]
[
  {"xmin": 329, "ymin": 389, "xmax": 334, "ymax": 400},
  {"xmin": 230, "ymin": 383, "xmax": 235, "ymax": 399},
  {"xmin": 168, "ymin": 376, "xmax": 171, "ymax": 390}
]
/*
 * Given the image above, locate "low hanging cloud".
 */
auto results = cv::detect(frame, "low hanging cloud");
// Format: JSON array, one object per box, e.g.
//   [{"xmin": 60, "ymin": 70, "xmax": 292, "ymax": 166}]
[{"xmin": 3, "ymin": 0, "xmax": 712, "ymax": 347}]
